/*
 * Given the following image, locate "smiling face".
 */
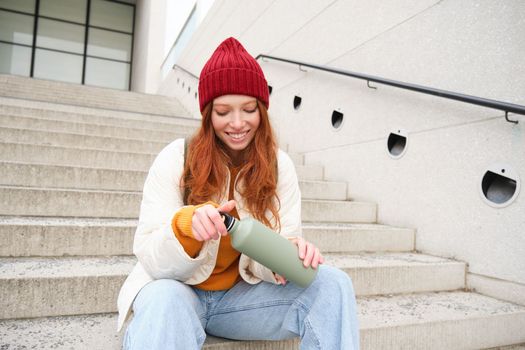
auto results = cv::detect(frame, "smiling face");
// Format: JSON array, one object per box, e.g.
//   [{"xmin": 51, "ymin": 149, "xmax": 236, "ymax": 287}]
[{"xmin": 211, "ymin": 94, "xmax": 261, "ymax": 163}]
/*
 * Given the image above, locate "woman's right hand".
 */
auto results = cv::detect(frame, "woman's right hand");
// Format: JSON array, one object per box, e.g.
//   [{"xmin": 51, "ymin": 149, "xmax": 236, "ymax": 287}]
[{"xmin": 191, "ymin": 200, "xmax": 237, "ymax": 241}]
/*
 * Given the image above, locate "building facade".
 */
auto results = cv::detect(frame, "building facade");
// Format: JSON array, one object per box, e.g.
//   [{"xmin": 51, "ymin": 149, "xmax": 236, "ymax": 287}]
[
  {"xmin": 0, "ymin": 0, "xmax": 213, "ymax": 92},
  {"xmin": 0, "ymin": 0, "xmax": 136, "ymax": 90}
]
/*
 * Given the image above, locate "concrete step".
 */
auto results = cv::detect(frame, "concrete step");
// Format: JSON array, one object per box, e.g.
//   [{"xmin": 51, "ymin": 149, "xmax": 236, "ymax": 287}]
[
  {"xmin": 0, "ymin": 217, "xmax": 136, "ymax": 257},
  {"xmin": 0, "ymin": 256, "xmax": 134, "ymax": 319},
  {"xmin": 0, "ymin": 142, "xmax": 324, "ymax": 178},
  {"xmin": 0, "ymin": 98, "xmax": 200, "ymax": 131},
  {"xmin": 0, "ymin": 162, "xmax": 147, "ymax": 192},
  {"xmin": 358, "ymin": 291, "xmax": 525, "ymax": 349},
  {"xmin": 0, "ymin": 142, "xmax": 156, "ymax": 171},
  {"xmin": 0, "ymin": 113, "xmax": 189, "ymax": 142},
  {"xmin": 0, "ymin": 313, "xmax": 123, "ymax": 350},
  {"xmin": 0, "ymin": 186, "xmax": 372, "ymax": 221},
  {"xmin": 294, "ymin": 163, "xmax": 323, "ymax": 181},
  {"xmin": 302, "ymin": 199, "xmax": 376, "ymax": 223},
  {"xmin": 0, "ymin": 161, "xmax": 340, "ymax": 198},
  {"xmin": 303, "ymin": 222, "xmax": 415, "ymax": 253},
  {"xmin": 0, "ymin": 218, "xmax": 413, "ymax": 258},
  {"xmin": 325, "ymin": 252, "xmax": 465, "ymax": 296},
  {"xmin": 0, "ymin": 116, "xmax": 310, "ymax": 173},
  {"xmin": 0, "ymin": 253, "xmax": 463, "ymax": 319},
  {"xmin": 0, "ymin": 74, "xmax": 190, "ymax": 117},
  {"xmin": 1, "ymin": 292, "xmax": 524, "ymax": 349},
  {"xmin": 299, "ymin": 179, "xmax": 347, "ymax": 200},
  {"xmin": 0, "ymin": 126, "xmax": 172, "ymax": 154},
  {"xmin": 0, "ymin": 186, "xmax": 141, "ymax": 218}
]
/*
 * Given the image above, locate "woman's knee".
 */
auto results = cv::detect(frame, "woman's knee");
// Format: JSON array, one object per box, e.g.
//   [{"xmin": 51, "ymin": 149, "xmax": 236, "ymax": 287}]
[
  {"xmin": 133, "ymin": 279, "xmax": 196, "ymax": 314},
  {"xmin": 126, "ymin": 280, "xmax": 205, "ymax": 349},
  {"xmin": 315, "ymin": 265, "xmax": 354, "ymax": 293}
]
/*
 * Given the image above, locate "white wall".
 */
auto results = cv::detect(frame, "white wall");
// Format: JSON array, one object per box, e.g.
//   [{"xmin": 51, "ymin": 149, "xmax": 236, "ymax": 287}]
[
  {"xmin": 131, "ymin": 0, "xmax": 167, "ymax": 93},
  {"xmin": 164, "ymin": 1, "xmax": 196, "ymax": 57},
  {"xmin": 160, "ymin": 0, "xmax": 525, "ymax": 304},
  {"xmin": 133, "ymin": 0, "xmax": 215, "ymax": 94}
]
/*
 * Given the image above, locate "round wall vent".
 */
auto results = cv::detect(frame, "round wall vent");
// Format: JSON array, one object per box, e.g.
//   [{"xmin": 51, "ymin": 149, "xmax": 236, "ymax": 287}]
[
  {"xmin": 480, "ymin": 163, "xmax": 520, "ymax": 208},
  {"xmin": 293, "ymin": 96, "xmax": 302, "ymax": 110},
  {"xmin": 387, "ymin": 129, "xmax": 408, "ymax": 159},
  {"xmin": 332, "ymin": 110, "xmax": 344, "ymax": 130}
]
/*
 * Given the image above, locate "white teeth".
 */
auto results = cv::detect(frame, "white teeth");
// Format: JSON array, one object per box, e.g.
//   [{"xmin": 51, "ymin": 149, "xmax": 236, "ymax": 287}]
[{"xmin": 228, "ymin": 131, "xmax": 248, "ymax": 139}]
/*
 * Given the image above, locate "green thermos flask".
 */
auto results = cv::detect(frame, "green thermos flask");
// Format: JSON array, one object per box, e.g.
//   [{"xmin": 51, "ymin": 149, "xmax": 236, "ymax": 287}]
[{"xmin": 221, "ymin": 212, "xmax": 318, "ymax": 288}]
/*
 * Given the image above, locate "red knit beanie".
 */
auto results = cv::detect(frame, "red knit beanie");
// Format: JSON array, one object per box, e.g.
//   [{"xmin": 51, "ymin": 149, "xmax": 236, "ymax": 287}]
[{"xmin": 198, "ymin": 37, "xmax": 269, "ymax": 112}]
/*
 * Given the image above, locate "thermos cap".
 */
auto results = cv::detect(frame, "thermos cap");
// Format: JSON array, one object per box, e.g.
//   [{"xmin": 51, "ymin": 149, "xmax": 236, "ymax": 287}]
[{"xmin": 220, "ymin": 212, "xmax": 236, "ymax": 232}]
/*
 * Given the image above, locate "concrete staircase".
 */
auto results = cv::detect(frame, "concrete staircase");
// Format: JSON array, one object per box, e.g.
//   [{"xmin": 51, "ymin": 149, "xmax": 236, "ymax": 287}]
[
  {"xmin": 1, "ymin": 76, "xmax": 524, "ymax": 349},
  {"xmin": 0, "ymin": 75, "xmax": 191, "ymax": 117}
]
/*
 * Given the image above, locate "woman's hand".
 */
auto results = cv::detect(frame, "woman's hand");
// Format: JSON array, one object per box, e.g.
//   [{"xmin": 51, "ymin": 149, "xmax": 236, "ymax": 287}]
[
  {"xmin": 191, "ymin": 200, "xmax": 236, "ymax": 241},
  {"xmin": 291, "ymin": 236, "xmax": 325, "ymax": 268},
  {"xmin": 274, "ymin": 273, "xmax": 287, "ymax": 285},
  {"xmin": 275, "ymin": 237, "xmax": 325, "ymax": 285}
]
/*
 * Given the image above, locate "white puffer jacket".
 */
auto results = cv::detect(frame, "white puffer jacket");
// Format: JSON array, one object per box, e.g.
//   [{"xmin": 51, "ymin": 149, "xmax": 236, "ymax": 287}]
[{"xmin": 117, "ymin": 138, "xmax": 302, "ymax": 331}]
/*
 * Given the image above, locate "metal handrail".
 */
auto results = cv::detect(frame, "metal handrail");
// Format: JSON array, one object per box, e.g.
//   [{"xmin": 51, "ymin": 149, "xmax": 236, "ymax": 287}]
[
  {"xmin": 256, "ymin": 54, "xmax": 523, "ymax": 124},
  {"xmin": 173, "ymin": 64, "xmax": 198, "ymax": 80}
]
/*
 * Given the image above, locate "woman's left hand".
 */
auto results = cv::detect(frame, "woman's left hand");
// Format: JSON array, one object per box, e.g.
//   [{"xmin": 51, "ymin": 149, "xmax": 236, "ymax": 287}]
[
  {"xmin": 290, "ymin": 237, "xmax": 325, "ymax": 269},
  {"xmin": 274, "ymin": 237, "xmax": 324, "ymax": 286}
]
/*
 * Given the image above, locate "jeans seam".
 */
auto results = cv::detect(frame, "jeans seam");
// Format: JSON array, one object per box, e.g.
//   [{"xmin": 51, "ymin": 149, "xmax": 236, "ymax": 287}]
[
  {"xmin": 304, "ymin": 317, "xmax": 321, "ymax": 349},
  {"xmin": 209, "ymin": 299, "xmax": 294, "ymax": 317},
  {"xmin": 292, "ymin": 299, "xmax": 311, "ymax": 314},
  {"xmin": 123, "ymin": 327, "xmax": 133, "ymax": 350}
]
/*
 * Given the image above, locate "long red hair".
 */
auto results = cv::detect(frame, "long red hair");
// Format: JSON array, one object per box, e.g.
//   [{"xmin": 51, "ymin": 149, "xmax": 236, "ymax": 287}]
[{"xmin": 181, "ymin": 100, "xmax": 280, "ymax": 229}]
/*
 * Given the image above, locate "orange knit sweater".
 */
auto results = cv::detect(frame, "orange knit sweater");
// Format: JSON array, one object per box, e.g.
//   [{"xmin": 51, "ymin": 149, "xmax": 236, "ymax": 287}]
[{"xmin": 171, "ymin": 168, "xmax": 241, "ymax": 290}]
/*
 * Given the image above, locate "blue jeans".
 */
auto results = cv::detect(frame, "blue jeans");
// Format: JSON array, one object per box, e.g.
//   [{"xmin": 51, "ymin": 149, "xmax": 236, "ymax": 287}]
[{"xmin": 123, "ymin": 265, "xmax": 359, "ymax": 349}]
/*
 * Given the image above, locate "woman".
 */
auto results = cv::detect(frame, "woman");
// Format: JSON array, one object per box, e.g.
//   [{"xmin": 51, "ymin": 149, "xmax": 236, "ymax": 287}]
[{"xmin": 118, "ymin": 37, "xmax": 359, "ymax": 349}]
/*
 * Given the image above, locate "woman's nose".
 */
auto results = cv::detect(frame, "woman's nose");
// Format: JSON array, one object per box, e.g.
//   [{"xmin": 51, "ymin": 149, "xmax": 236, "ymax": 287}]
[{"xmin": 229, "ymin": 111, "xmax": 244, "ymax": 129}]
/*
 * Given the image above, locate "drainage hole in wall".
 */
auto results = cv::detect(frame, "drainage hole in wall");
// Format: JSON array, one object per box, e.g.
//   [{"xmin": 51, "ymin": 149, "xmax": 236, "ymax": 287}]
[
  {"xmin": 188, "ymin": 87, "xmax": 191, "ymax": 93},
  {"xmin": 293, "ymin": 96, "xmax": 302, "ymax": 110},
  {"xmin": 481, "ymin": 170, "xmax": 517, "ymax": 205},
  {"xmin": 331, "ymin": 110, "xmax": 344, "ymax": 129},
  {"xmin": 387, "ymin": 132, "xmax": 407, "ymax": 157},
  {"xmin": 268, "ymin": 85, "xmax": 273, "ymax": 95},
  {"xmin": 195, "ymin": 92, "xmax": 198, "ymax": 99},
  {"xmin": 182, "ymin": 82, "xmax": 185, "ymax": 88}
]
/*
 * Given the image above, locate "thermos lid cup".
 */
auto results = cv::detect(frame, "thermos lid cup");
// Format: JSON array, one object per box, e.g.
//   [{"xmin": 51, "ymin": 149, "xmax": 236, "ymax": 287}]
[{"xmin": 220, "ymin": 212, "xmax": 236, "ymax": 232}]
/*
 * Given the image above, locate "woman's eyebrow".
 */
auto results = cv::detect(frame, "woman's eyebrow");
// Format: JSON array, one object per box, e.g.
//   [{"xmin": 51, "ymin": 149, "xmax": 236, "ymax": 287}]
[{"xmin": 214, "ymin": 101, "xmax": 257, "ymax": 108}]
